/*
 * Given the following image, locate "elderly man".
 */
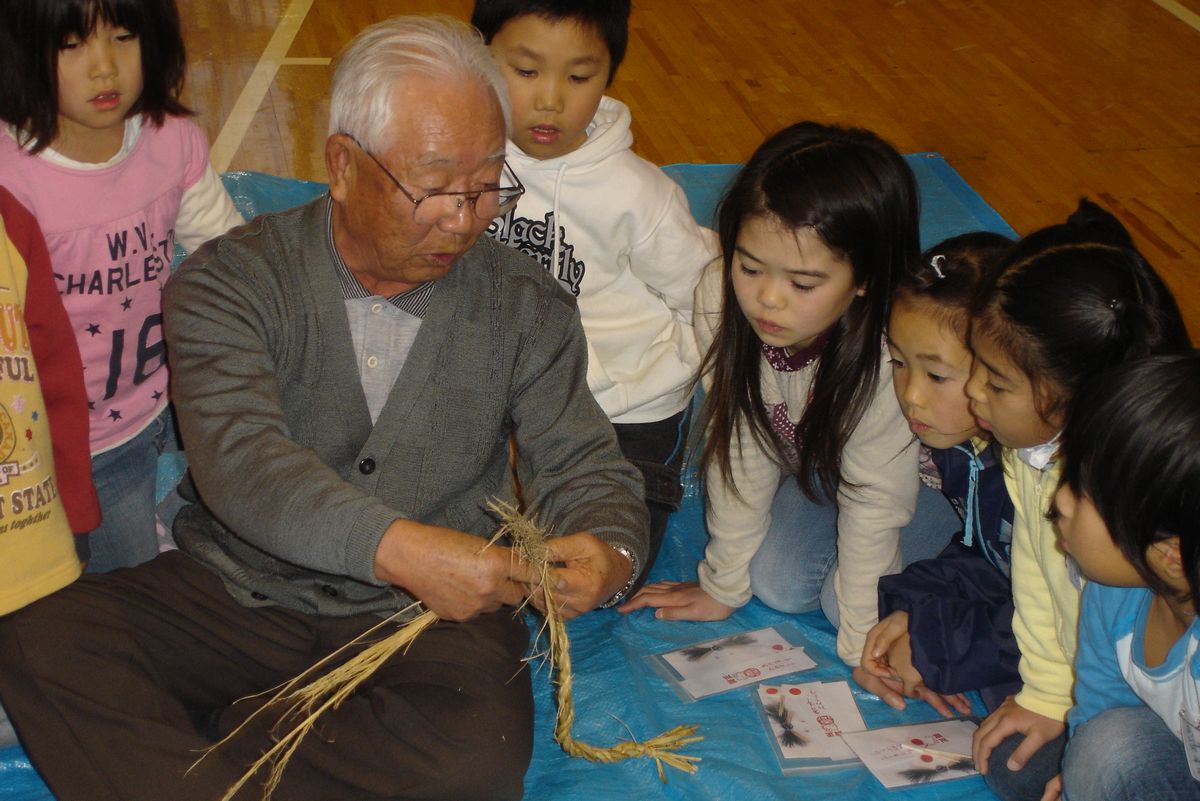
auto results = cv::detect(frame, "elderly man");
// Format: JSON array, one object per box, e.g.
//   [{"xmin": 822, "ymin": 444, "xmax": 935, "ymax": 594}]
[{"xmin": 0, "ymin": 15, "xmax": 647, "ymax": 801}]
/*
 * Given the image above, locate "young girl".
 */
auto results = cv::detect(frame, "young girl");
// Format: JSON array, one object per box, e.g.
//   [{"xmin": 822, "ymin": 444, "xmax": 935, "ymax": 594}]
[
  {"xmin": 0, "ymin": 0, "xmax": 243, "ymax": 572},
  {"xmin": 858, "ymin": 231, "xmax": 1019, "ymax": 719},
  {"xmin": 966, "ymin": 200, "xmax": 1191, "ymax": 801},
  {"xmin": 621, "ymin": 121, "xmax": 959, "ymax": 666},
  {"xmin": 1049, "ymin": 353, "xmax": 1200, "ymax": 801}
]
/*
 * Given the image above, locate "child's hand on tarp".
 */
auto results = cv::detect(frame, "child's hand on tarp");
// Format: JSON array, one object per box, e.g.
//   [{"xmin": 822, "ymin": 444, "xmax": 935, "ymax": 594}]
[
  {"xmin": 860, "ymin": 610, "xmax": 971, "ymax": 718},
  {"xmin": 618, "ymin": 580, "xmax": 735, "ymax": 621}
]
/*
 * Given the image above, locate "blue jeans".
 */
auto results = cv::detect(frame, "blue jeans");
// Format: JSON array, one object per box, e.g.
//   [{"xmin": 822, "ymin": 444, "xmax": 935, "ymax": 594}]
[
  {"xmin": 748, "ymin": 479, "xmax": 959, "ymax": 622},
  {"xmin": 1062, "ymin": 706, "xmax": 1200, "ymax": 801},
  {"xmin": 614, "ymin": 407, "xmax": 690, "ymax": 589},
  {"xmin": 85, "ymin": 407, "xmax": 180, "ymax": 574},
  {"xmin": 984, "ymin": 729, "xmax": 1067, "ymax": 801},
  {"xmin": 0, "ymin": 698, "xmax": 14, "ymax": 748}
]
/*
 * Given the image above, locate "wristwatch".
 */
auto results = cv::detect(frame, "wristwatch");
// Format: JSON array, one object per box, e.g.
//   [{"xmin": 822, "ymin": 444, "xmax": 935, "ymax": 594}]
[{"xmin": 599, "ymin": 544, "xmax": 639, "ymax": 609}]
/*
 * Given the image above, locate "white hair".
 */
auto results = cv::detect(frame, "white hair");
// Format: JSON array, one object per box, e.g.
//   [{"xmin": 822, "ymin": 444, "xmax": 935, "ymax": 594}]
[{"xmin": 327, "ymin": 14, "xmax": 511, "ymax": 152}]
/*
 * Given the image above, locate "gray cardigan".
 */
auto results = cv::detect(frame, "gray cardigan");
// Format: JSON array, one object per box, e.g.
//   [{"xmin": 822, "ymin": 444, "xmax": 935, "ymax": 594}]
[{"xmin": 163, "ymin": 197, "xmax": 648, "ymax": 617}]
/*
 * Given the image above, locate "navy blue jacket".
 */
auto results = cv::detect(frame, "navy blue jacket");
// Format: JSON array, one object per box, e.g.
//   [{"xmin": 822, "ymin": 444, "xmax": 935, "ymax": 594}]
[{"xmin": 878, "ymin": 440, "xmax": 1019, "ymax": 709}]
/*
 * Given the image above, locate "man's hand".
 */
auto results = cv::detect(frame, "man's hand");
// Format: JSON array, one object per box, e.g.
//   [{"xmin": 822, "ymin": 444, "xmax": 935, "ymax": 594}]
[
  {"xmin": 373, "ymin": 519, "xmax": 534, "ymax": 622},
  {"xmin": 617, "ymin": 580, "xmax": 735, "ymax": 621},
  {"xmin": 535, "ymin": 533, "xmax": 632, "ymax": 619},
  {"xmin": 973, "ymin": 696, "xmax": 1065, "ymax": 776}
]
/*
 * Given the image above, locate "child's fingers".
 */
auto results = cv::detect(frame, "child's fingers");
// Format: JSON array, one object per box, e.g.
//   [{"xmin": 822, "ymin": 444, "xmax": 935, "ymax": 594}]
[
  {"xmin": 1003, "ymin": 719, "xmax": 1060, "ymax": 777},
  {"xmin": 617, "ymin": 580, "xmax": 689, "ymax": 612},
  {"xmin": 631, "ymin": 587, "xmax": 694, "ymax": 608},
  {"xmin": 862, "ymin": 626, "xmax": 886, "ymax": 660},
  {"xmin": 973, "ymin": 725, "xmax": 1006, "ymax": 774},
  {"xmin": 972, "ymin": 701, "xmax": 1018, "ymax": 774},
  {"xmin": 860, "ymin": 656, "xmax": 897, "ymax": 681},
  {"xmin": 1006, "ymin": 730, "xmax": 1050, "ymax": 773},
  {"xmin": 863, "ymin": 614, "xmax": 903, "ymax": 658},
  {"xmin": 636, "ymin": 580, "xmax": 686, "ymax": 592},
  {"xmin": 614, "ymin": 594, "xmax": 656, "ymax": 613},
  {"xmin": 947, "ymin": 692, "xmax": 973, "ymax": 716},
  {"xmin": 1039, "ymin": 774, "xmax": 1063, "ymax": 801},
  {"xmin": 851, "ymin": 666, "xmax": 907, "ymax": 711},
  {"xmin": 871, "ymin": 628, "xmax": 902, "ymax": 658},
  {"xmin": 912, "ymin": 686, "xmax": 971, "ymax": 719},
  {"xmin": 646, "ymin": 591, "xmax": 702, "ymax": 608},
  {"xmin": 872, "ymin": 611, "xmax": 909, "ymax": 656},
  {"xmin": 654, "ymin": 604, "xmax": 710, "ymax": 621},
  {"xmin": 912, "ymin": 686, "xmax": 956, "ymax": 718}
]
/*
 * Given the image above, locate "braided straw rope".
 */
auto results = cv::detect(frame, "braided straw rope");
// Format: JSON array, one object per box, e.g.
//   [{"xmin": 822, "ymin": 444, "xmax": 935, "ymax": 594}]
[
  {"xmin": 199, "ymin": 500, "xmax": 701, "ymax": 800},
  {"xmin": 489, "ymin": 500, "xmax": 702, "ymax": 783}
]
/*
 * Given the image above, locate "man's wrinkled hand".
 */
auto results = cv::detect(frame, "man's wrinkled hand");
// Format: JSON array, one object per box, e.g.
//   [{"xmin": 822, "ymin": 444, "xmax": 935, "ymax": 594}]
[
  {"xmin": 530, "ymin": 532, "xmax": 632, "ymax": 619},
  {"xmin": 373, "ymin": 520, "xmax": 535, "ymax": 622}
]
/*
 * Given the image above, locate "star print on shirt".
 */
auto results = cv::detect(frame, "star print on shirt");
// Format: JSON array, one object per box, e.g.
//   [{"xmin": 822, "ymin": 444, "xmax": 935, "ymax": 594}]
[
  {"xmin": 86, "ymin": 323, "xmax": 101, "ymax": 336},
  {"xmin": 88, "ymin": 401, "xmax": 95, "ymax": 410},
  {"xmin": 108, "ymin": 409, "xmax": 122, "ymax": 422},
  {"xmin": 121, "ymin": 297, "xmax": 133, "ymax": 310},
  {"xmin": 152, "ymin": 390, "xmax": 164, "ymax": 401}
]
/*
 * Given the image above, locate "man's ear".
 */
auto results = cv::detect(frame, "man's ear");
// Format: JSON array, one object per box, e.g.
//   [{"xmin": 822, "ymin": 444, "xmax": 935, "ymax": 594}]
[{"xmin": 325, "ymin": 134, "xmax": 355, "ymax": 202}]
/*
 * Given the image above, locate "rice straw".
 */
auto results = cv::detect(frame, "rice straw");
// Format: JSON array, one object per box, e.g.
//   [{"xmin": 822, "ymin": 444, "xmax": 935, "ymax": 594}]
[{"xmin": 201, "ymin": 500, "xmax": 701, "ymax": 799}]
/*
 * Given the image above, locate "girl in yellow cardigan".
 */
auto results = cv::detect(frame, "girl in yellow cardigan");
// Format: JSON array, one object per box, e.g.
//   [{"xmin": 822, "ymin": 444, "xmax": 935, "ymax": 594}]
[{"xmin": 965, "ymin": 199, "xmax": 1191, "ymax": 801}]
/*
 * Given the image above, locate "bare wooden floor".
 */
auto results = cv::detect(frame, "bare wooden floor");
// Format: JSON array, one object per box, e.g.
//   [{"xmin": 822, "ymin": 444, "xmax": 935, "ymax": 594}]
[{"xmin": 180, "ymin": 0, "xmax": 1200, "ymax": 333}]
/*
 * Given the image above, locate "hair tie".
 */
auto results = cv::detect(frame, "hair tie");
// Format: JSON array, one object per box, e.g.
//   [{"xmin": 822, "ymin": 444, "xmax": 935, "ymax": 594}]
[{"xmin": 930, "ymin": 254, "xmax": 947, "ymax": 280}]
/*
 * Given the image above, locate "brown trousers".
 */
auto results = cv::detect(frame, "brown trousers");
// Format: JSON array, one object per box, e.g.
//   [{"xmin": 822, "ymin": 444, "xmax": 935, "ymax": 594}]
[{"xmin": 0, "ymin": 551, "xmax": 533, "ymax": 801}]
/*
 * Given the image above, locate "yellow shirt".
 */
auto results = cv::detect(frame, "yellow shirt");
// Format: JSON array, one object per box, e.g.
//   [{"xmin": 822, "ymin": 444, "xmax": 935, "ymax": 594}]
[
  {"xmin": 0, "ymin": 210, "xmax": 81, "ymax": 615},
  {"xmin": 1005, "ymin": 451, "xmax": 1080, "ymax": 721}
]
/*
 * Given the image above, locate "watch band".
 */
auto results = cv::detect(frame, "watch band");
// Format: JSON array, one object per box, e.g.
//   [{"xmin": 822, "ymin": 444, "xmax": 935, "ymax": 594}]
[{"xmin": 599, "ymin": 544, "xmax": 639, "ymax": 609}]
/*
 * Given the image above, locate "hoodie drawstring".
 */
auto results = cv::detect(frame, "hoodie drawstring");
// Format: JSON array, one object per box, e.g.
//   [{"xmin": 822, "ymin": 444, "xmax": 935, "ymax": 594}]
[
  {"xmin": 956, "ymin": 443, "xmax": 981, "ymax": 552},
  {"xmin": 955, "ymin": 443, "xmax": 1008, "ymax": 575},
  {"xmin": 549, "ymin": 163, "xmax": 567, "ymax": 276}
]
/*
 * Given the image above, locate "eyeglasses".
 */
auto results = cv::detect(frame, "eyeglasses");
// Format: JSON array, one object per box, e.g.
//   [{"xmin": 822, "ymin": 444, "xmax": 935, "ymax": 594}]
[{"xmin": 346, "ymin": 135, "xmax": 524, "ymax": 224}]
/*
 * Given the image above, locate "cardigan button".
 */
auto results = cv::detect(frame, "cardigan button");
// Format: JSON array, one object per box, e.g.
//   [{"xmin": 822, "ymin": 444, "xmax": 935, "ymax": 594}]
[{"xmin": 358, "ymin": 458, "xmax": 376, "ymax": 475}]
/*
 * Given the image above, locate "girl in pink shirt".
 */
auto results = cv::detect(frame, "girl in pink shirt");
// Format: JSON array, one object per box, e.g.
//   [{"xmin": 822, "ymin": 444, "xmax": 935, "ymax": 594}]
[{"xmin": 0, "ymin": 0, "xmax": 243, "ymax": 571}]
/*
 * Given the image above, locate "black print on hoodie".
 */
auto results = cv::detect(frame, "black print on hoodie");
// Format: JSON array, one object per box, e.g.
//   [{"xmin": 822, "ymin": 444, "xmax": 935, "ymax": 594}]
[{"xmin": 488, "ymin": 210, "xmax": 585, "ymax": 297}]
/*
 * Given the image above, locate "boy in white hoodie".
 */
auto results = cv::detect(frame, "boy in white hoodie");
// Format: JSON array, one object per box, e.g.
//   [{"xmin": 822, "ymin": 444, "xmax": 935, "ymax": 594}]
[{"xmin": 473, "ymin": 0, "xmax": 718, "ymax": 597}]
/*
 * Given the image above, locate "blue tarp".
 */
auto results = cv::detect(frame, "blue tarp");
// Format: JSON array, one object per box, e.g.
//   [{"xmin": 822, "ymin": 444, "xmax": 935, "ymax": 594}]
[{"xmin": 1, "ymin": 155, "xmax": 1014, "ymax": 801}]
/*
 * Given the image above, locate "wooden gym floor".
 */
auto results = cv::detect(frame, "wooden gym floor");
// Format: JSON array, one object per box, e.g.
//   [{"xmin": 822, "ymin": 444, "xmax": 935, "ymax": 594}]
[{"xmin": 179, "ymin": 0, "xmax": 1200, "ymax": 335}]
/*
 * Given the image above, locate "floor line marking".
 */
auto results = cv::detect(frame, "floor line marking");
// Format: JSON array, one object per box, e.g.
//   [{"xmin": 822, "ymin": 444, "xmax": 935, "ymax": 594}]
[
  {"xmin": 1150, "ymin": 0, "xmax": 1200, "ymax": 33},
  {"xmin": 209, "ymin": 0, "xmax": 316, "ymax": 172}
]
